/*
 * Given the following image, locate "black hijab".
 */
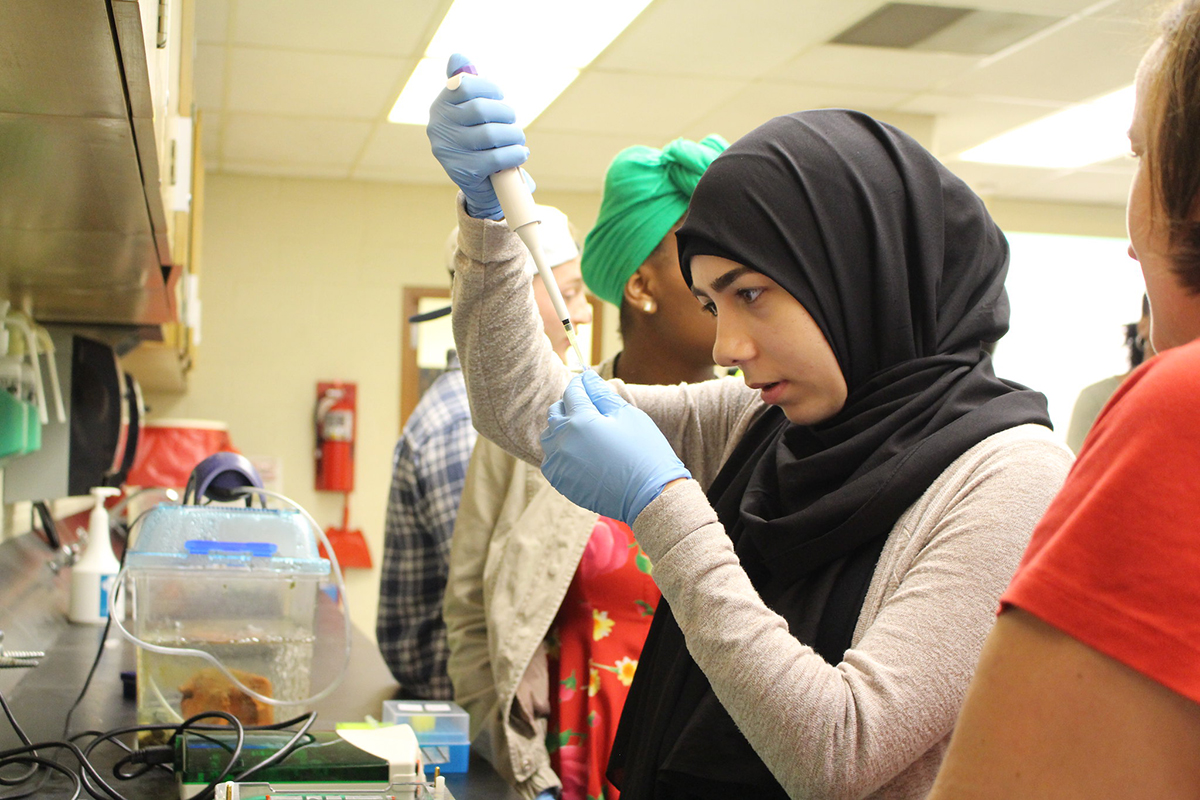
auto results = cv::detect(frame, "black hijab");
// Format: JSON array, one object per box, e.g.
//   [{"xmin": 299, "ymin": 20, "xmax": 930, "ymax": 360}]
[{"xmin": 607, "ymin": 110, "xmax": 1051, "ymax": 799}]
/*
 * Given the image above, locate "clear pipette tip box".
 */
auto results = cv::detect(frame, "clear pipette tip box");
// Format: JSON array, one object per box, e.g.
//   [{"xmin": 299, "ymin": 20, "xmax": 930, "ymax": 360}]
[{"xmin": 382, "ymin": 700, "xmax": 470, "ymax": 773}]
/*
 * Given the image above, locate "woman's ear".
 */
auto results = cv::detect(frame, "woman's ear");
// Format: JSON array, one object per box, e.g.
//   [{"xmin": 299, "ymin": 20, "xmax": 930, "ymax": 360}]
[{"xmin": 624, "ymin": 266, "xmax": 656, "ymax": 314}]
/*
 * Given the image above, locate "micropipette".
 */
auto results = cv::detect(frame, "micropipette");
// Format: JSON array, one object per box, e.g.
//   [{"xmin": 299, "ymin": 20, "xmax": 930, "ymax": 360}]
[{"xmin": 446, "ymin": 65, "xmax": 589, "ymax": 370}]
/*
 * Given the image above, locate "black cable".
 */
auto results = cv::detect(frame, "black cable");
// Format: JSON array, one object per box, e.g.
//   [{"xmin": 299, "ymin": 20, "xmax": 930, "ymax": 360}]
[
  {"xmin": 0, "ymin": 689, "xmax": 38, "ymax": 786},
  {"xmin": 30, "ymin": 501, "xmax": 62, "ymax": 551},
  {"xmin": 0, "ymin": 756, "xmax": 80, "ymax": 800},
  {"xmin": 76, "ymin": 712, "xmax": 243, "ymax": 800},
  {"xmin": 4, "ymin": 707, "xmax": 323, "ymax": 800},
  {"xmin": 0, "ymin": 739, "xmax": 125, "ymax": 800},
  {"xmin": 167, "ymin": 711, "xmax": 317, "ymax": 800},
  {"xmin": 62, "ymin": 502, "xmax": 147, "ymax": 741},
  {"xmin": 61, "ymin": 600, "xmax": 114, "ymax": 741},
  {"xmin": 220, "ymin": 711, "xmax": 316, "ymax": 787}
]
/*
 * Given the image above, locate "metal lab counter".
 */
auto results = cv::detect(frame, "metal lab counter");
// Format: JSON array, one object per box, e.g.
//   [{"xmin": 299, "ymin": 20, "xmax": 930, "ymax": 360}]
[{"xmin": 0, "ymin": 532, "xmax": 520, "ymax": 799}]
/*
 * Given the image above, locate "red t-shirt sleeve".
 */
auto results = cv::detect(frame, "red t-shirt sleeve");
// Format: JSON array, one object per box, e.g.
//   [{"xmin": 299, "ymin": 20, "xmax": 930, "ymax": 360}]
[{"xmin": 1002, "ymin": 340, "xmax": 1200, "ymax": 705}]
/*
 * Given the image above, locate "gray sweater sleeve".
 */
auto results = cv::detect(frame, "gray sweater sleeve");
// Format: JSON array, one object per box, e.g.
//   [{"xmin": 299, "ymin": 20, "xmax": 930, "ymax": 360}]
[
  {"xmin": 633, "ymin": 426, "xmax": 1073, "ymax": 799},
  {"xmin": 450, "ymin": 201, "xmax": 759, "ymax": 488}
]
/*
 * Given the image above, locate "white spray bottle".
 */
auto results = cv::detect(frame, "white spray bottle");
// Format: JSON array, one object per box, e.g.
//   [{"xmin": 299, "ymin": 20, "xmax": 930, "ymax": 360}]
[{"xmin": 69, "ymin": 487, "xmax": 124, "ymax": 624}]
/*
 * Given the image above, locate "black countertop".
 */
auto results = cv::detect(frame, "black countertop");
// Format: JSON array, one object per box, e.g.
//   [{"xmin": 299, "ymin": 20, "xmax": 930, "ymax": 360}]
[{"xmin": 0, "ymin": 532, "xmax": 520, "ymax": 799}]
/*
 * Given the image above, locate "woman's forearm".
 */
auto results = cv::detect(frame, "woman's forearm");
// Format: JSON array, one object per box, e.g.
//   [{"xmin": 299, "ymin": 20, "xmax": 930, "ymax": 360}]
[{"xmin": 450, "ymin": 200, "xmax": 573, "ymax": 466}]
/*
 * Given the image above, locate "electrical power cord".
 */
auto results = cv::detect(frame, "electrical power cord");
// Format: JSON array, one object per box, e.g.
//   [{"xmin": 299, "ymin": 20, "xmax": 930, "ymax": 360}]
[{"xmin": 2, "ymin": 697, "xmax": 318, "ymax": 800}]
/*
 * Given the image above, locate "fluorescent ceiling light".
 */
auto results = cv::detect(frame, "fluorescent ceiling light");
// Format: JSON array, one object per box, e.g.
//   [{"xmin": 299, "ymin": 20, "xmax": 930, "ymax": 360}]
[
  {"xmin": 389, "ymin": 0, "xmax": 654, "ymax": 126},
  {"xmin": 959, "ymin": 85, "xmax": 1135, "ymax": 169}
]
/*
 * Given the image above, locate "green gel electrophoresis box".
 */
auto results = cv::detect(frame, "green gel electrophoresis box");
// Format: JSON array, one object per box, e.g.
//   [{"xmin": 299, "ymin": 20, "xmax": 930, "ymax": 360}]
[{"xmin": 175, "ymin": 730, "xmax": 391, "ymax": 797}]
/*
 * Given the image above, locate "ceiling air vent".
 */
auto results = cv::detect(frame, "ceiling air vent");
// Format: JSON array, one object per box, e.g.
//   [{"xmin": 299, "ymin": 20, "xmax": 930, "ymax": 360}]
[{"xmin": 831, "ymin": 3, "xmax": 1059, "ymax": 56}]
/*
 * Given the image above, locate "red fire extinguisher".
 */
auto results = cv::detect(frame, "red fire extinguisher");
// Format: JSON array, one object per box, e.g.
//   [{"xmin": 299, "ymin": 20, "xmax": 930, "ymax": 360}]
[
  {"xmin": 314, "ymin": 381, "xmax": 371, "ymax": 568},
  {"xmin": 315, "ymin": 381, "xmax": 356, "ymax": 492}
]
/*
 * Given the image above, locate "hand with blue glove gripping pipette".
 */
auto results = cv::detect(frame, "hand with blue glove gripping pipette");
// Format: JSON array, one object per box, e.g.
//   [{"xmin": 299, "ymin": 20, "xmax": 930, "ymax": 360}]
[
  {"xmin": 428, "ymin": 53, "xmax": 589, "ymax": 369},
  {"xmin": 427, "ymin": 54, "xmax": 534, "ymax": 220},
  {"xmin": 540, "ymin": 370, "xmax": 691, "ymax": 527}
]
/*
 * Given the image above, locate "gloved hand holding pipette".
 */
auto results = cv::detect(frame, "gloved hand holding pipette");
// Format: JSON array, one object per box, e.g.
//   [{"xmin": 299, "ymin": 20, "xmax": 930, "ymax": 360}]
[
  {"xmin": 427, "ymin": 54, "xmax": 589, "ymax": 370},
  {"xmin": 427, "ymin": 53, "xmax": 532, "ymax": 221},
  {"xmin": 540, "ymin": 371, "xmax": 691, "ymax": 527}
]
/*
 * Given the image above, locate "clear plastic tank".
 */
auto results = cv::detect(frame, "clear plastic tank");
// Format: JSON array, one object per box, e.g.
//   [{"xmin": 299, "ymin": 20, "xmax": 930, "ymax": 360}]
[{"xmin": 124, "ymin": 505, "xmax": 329, "ymax": 743}]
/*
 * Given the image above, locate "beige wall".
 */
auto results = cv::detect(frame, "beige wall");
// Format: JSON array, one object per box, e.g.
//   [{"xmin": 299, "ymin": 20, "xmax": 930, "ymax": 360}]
[{"xmin": 143, "ymin": 173, "xmax": 604, "ymax": 638}]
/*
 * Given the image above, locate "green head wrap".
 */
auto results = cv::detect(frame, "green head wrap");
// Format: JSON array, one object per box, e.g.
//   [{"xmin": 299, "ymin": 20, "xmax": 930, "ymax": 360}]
[{"xmin": 582, "ymin": 134, "xmax": 729, "ymax": 307}]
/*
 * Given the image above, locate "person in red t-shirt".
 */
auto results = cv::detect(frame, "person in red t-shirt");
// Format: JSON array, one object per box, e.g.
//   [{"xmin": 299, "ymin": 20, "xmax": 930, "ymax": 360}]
[{"xmin": 930, "ymin": 2, "xmax": 1200, "ymax": 797}]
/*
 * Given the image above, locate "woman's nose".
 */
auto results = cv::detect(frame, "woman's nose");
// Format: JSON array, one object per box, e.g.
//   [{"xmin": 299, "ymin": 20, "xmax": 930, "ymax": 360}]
[
  {"xmin": 712, "ymin": 320, "xmax": 753, "ymax": 368},
  {"xmin": 570, "ymin": 293, "xmax": 593, "ymax": 327}
]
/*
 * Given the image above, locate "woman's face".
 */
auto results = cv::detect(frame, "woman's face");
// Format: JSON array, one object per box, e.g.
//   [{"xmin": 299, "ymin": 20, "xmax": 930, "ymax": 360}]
[
  {"xmin": 1127, "ymin": 41, "xmax": 1200, "ymax": 352},
  {"xmin": 534, "ymin": 257, "xmax": 592, "ymax": 360},
  {"xmin": 690, "ymin": 255, "xmax": 846, "ymax": 424}
]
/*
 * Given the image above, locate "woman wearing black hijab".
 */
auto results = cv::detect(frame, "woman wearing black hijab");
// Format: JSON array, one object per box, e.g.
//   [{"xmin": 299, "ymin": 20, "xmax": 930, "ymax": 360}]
[{"xmin": 428, "ymin": 65, "xmax": 1074, "ymax": 799}]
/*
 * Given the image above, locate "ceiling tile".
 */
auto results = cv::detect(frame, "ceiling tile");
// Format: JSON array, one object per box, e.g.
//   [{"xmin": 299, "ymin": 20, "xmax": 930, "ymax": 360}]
[
  {"xmin": 225, "ymin": 48, "xmax": 411, "ymax": 118},
  {"xmin": 355, "ymin": 121, "xmax": 439, "ymax": 170},
  {"xmin": 533, "ymin": 71, "xmax": 745, "ymax": 137},
  {"xmin": 1094, "ymin": 0, "xmax": 1163, "ymax": 25},
  {"xmin": 914, "ymin": 8, "xmax": 1059, "ymax": 55},
  {"xmin": 195, "ymin": 0, "xmax": 230, "ymax": 44},
  {"xmin": 682, "ymin": 81, "xmax": 910, "ymax": 144},
  {"xmin": 779, "ymin": 44, "xmax": 979, "ymax": 93},
  {"xmin": 871, "ymin": 111, "xmax": 937, "ymax": 147},
  {"xmin": 222, "ymin": 113, "xmax": 373, "ymax": 165},
  {"xmin": 191, "ymin": 0, "xmax": 1144, "ymax": 209},
  {"xmin": 918, "ymin": 0, "xmax": 1099, "ymax": 15},
  {"xmin": 898, "ymin": 94, "xmax": 1063, "ymax": 156},
  {"xmin": 1023, "ymin": 165, "xmax": 1136, "ymax": 205},
  {"xmin": 937, "ymin": 16, "xmax": 1145, "ymax": 102},
  {"xmin": 522, "ymin": 131, "xmax": 656, "ymax": 193},
  {"xmin": 230, "ymin": 0, "xmax": 443, "ymax": 56},
  {"xmin": 595, "ymin": 0, "xmax": 882, "ymax": 78},
  {"xmin": 942, "ymin": 159, "xmax": 1068, "ymax": 198},
  {"xmin": 194, "ymin": 44, "xmax": 227, "ymax": 111}
]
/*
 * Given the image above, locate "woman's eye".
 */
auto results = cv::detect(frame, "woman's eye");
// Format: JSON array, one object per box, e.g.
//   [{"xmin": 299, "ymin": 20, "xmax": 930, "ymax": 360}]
[
  {"xmin": 736, "ymin": 287, "xmax": 763, "ymax": 304},
  {"xmin": 700, "ymin": 301, "xmax": 717, "ymax": 317}
]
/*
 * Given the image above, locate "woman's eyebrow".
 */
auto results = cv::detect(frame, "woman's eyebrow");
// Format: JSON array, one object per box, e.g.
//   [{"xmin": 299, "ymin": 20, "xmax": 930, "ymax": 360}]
[{"xmin": 710, "ymin": 265, "xmax": 752, "ymax": 293}]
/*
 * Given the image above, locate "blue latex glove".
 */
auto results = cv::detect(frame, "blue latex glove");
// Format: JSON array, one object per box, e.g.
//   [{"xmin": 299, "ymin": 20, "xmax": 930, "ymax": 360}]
[
  {"xmin": 541, "ymin": 370, "xmax": 691, "ymax": 526},
  {"xmin": 427, "ymin": 54, "xmax": 532, "ymax": 220}
]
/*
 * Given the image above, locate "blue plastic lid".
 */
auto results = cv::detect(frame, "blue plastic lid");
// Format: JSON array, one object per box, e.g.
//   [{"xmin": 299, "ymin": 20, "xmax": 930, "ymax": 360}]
[
  {"xmin": 126, "ymin": 505, "xmax": 329, "ymax": 576},
  {"xmin": 184, "ymin": 540, "xmax": 278, "ymax": 557}
]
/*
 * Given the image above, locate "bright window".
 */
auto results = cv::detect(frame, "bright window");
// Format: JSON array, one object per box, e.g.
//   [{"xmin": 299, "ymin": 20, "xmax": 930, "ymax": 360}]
[{"xmin": 991, "ymin": 232, "xmax": 1145, "ymax": 440}]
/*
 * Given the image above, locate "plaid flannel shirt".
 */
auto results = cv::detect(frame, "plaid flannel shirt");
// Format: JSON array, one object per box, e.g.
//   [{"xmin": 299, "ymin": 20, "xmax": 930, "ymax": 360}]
[{"xmin": 376, "ymin": 357, "xmax": 477, "ymax": 698}]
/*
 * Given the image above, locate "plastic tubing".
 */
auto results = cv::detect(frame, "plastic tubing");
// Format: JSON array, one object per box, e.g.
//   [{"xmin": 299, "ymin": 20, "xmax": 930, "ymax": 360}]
[
  {"xmin": 4, "ymin": 312, "xmax": 47, "ymax": 424},
  {"xmin": 34, "ymin": 325, "xmax": 66, "ymax": 423}
]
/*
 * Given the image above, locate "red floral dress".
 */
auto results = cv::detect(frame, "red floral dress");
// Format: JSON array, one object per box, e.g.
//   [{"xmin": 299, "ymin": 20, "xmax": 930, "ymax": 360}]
[{"xmin": 547, "ymin": 516, "xmax": 659, "ymax": 800}]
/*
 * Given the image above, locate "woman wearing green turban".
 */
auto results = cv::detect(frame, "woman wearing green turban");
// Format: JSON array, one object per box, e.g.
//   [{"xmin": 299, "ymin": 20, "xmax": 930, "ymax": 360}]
[{"xmin": 580, "ymin": 135, "xmax": 728, "ymax": 385}]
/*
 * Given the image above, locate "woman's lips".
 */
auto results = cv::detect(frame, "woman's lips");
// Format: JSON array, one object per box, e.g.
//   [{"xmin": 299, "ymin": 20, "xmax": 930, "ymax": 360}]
[{"xmin": 755, "ymin": 381, "xmax": 784, "ymax": 405}]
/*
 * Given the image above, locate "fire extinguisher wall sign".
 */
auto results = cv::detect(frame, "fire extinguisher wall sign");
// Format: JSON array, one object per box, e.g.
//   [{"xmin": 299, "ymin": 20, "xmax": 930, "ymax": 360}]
[{"xmin": 315, "ymin": 381, "xmax": 356, "ymax": 492}]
